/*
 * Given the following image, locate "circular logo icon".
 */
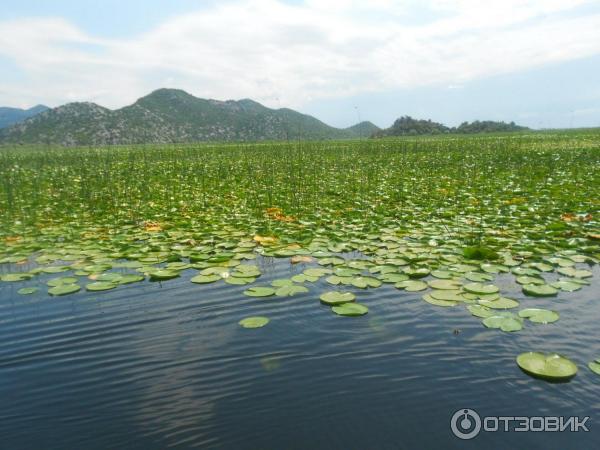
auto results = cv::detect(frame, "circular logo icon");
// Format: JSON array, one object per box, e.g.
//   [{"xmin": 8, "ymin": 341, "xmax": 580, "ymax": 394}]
[{"xmin": 451, "ymin": 408, "xmax": 481, "ymax": 440}]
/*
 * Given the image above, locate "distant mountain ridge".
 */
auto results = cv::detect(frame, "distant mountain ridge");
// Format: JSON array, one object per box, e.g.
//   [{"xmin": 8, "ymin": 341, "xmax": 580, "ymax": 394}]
[
  {"xmin": 0, "ymin": 89, "xmax": 380, "ymax": 146},
  {"xmin": 0, "ymin": 105, "xmax": 49, "ymax": 129}
]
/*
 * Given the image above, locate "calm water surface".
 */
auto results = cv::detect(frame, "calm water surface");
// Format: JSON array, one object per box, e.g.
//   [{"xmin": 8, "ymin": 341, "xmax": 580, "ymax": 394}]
[{"xmin": 1, "ymin": 256, "xmax": 599, "ymax": 449}]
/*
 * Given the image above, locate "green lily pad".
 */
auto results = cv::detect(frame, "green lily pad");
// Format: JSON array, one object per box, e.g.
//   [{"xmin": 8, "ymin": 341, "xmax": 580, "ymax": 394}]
[
  {"xmin": 467, "ymin": 304, "xmax": 494, "ymax": 318},
  {"xmin": 320, "ymin": 291, "xmax": 356, "ymax": 305},
  {"xmin": 86, "ymin": 282, "xmax": 117, "ymax": 291},
  {"xmin": 518, "ymin": 308, "xmax": 559, "ymax": 324},
  {"xmin": 516, "ymin": 276, "xmax": 545, "ymax": 285},
  {"xmin": 428, "ymin": 279, "xmax": 460, "ymax": 290},
  {"xmin": 588, "ymin": 359, "xmax": 600, "ymax": 376},
  {"xmin": 378, "ymin": 272, "xmax": 409, "ymax": 283},
  {"xmin": 395, "ymin": 280, "xmax": 428, "ymax": 291},
  {"xmin": 422, "ymin": 294, "xmax": 457, "ymax": 307},
  {"xmin": 430, "ymin": 270, "xmax": 453, "ymax": 279},
  {"xmin": 479, "ymin": 297, "xmax": 519, "ymax": 309},
  {"xmin": 48, "ymin": 284, "xmax": 81, "ymax": 296},
  {"xmin": 482, "ymin": 313, "xmax": 523, "ymax": 332},
  {"xmin": 18, "ymin": 287, "xmax": 39, "ymax": 295},
  {"xmin": 47, "ymin": 276, "xmax": 79, "ymax": 287},
  {"xmin": 516, "ymin": 352, "xmax": 577, "ymax": 381},
  {"xmin": 430, "ymin": 290, "xmax": 464, "ymax": 302},
  {"xmin": 464, "ymin": 272, "xmax": 494, "ymax": 282},
  {"xmin": 351, "ymin": 276, "xmax": 382, "ymax": 289},
  {"xmin": 557, "ymin": 267, "xmax": 592, "ymax": 278},
  {"xmin": 303, "ymin": 268, "xmax": 332, "ymax": 277},
  {"xmin": 550, "ymin": 280, "xmax": 582, "ymax": 292},
  {"xmin": 1, "ymin": 273, "xmax": 32, "ymax": 282},
  {"xmin": 464, "ymin": 283, "xmax": 499, "ymax": 295},
  {"xmin": 244, "ymin": 286, "xmax": 276, "ymax": 297},
  {"xmin": 331, "ymin": 303, "xmax": 368, "ymax": 316},
  {"xmin": 191, "ymin": 274, "xmax": 221, "ymax": 284},
  {"xmin": 148, "ymin": 270, "xmax": 180, "ymax": 281},
  {"xmin": 118, "ymin": 274, "xmax": 145, "ymax": 284},
  {"xmin": 239, "ymin": 316, "xmax": 270, "ymax": 328},
  {"xmin": 275, "ymin": 284, "xmax": 309, "ymax": 297},
  {"xmin": 522, "ymin": 284, "xmax": 558, "ymax": 297}
]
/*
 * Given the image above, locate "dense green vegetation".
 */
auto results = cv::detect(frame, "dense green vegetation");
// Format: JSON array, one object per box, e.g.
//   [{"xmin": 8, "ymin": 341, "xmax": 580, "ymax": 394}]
[
  {"xmin": 0, "ymin": 89, "xmax": 379, "ymax": 145},
  {"xmin": 0, "ymin": 132, "xmax": 599, "ymax": 374},
  {"xmin": 373, "ymin": 115, "xmax": 528, "ymax": 137}
]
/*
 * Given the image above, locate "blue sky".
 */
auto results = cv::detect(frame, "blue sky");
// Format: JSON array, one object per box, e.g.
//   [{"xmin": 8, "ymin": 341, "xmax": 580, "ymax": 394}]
[{"xmin": 1, "ymin": 0, "xmax": 599, "ymax": 128}]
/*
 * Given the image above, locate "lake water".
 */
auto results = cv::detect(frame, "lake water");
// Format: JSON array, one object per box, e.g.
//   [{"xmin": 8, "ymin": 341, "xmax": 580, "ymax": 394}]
[{"xmin": 1, "ymin": 256, "xmax": 599, "ymax": 449}]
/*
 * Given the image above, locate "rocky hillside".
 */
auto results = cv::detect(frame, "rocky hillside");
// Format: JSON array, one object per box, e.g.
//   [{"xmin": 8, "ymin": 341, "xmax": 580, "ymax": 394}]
[{"xmin": 0, "ymin": 89, "xmax": 380, "ymax": 145}]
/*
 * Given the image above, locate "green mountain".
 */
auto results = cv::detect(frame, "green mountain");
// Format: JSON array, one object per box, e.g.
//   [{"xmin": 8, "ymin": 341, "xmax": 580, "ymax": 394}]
[
  {"xmin": 373, "ymin": 115, "xmax": 528, "ymax": 137},
  {"xmin": 0, "ymin": 105, "xmax": 49, "ymax": 129},
  {"xmin": 0, "ymin": 89, "xmax": 379, "ymax": 145}
]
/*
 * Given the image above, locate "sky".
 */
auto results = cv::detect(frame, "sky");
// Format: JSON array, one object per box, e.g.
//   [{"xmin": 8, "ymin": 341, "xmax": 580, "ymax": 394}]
[{"xmin": 1, "ymin": 0, "xmax": 599, "ymax": 129}]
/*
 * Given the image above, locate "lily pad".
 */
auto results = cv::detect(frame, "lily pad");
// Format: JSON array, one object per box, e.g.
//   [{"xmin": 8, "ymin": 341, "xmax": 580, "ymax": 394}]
[
  {"xmin": 467, "ymin": 304, "xmax": 494, "ymax": 318},
  {"xmin": 86, "ymin": 282, "xmax": 117, "ymax": 291},
  {"xmin": 191, "ymin": 274, "xmax": 221, "ymax": 284},
  {"xmin": 516, "ymin": 352, "xmax": 577, "ymax": 381},
  {"xmin": 351, "ymin": 276, "xmax": 382, "ymax": 289},
  {"xmin": 18, "ymin": 287, "xmax": 39, "ymax": 295},
  {"xmin": 331, "ymin": 303, "xmax": 369, "ymax": 316},
  {"xmin": 148, "ymin": 270, "xmax": 180, "ymax": 281},
  {"xmin": 588, "ymin": 359, "xmax": 600, "ymax": 376},
  {"xmin": 518, "ymin": 308, "xmax": 559, "ymax": 324},
  {"xmin": 464, "ymin": 283, "xmax": 499, "ymax": 295},
  {"xmin": 482, "ymin": 313, "xmax": 523, "ymax": 332},
  {"xmin": 522, "ymin": 284, "xmax": 558, "ymax": 297},
  {"xmin": 395, "ymin": 280, "xmax": 428, "ymax": 291},
  {"xmin": 239, "ymin": 316, "xmax": 270, "ymax": 328},
  {"xmin": 320, "ymin": 291, "xmax": 356, "ymax": 305},
  {"xmin": 48, "ymin": 284, "xmax": 81, "ymax": 296},
  {"xmin": 244, "ymin": 286, "xmax": 276, "ymax": 297},
  {"xmin": 422, "ymin": 294, "xmax": 457, "ymax": 307},
  {"xmin": 275, "ymin": 285, "xmax": 309, "ymax": 297},
  {"xmin": 479, "ymin": 297, "xmax": 519, "ymax": 309}
]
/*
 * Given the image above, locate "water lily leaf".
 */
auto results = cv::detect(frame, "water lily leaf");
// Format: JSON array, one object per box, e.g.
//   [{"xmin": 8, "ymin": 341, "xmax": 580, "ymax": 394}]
[
  {"xmin": 464, "ymin": 283, "xmax": 499, "ymax": 295},
  {"xmin": 379, "ymin": 272, "xmax": 409, "ymax": 283},
  {"xmin": 47, "ymin": 276, "xmax": 79, "ymax": 287},
  {"xmin": 86, "ymin": 281, "xmax": 117, "ymax": 291},
  {"xmin": 271, "ymin": 278, "xmax": 294, "ymax": 287},
  {"xmin": 191, "ymin": 274, "xmax": 221, "ymax": 284},
  {"xmin": 403, "ymin": 267, "xmax": 430, "ymax": 278},
  {"xmin": 522, "ymin": 284, "xmax": 558, "ymax": 297},
  {"xmin": 557, "ymin": 267, "xmax": 592, "ymax": 278},
  {"xmin": 148, "ymin": 270, "xmax": 180, "ymax": 281},
  {"xmin": 244, "ymin": 286, "xmax": 276, "ymax": 297},
  {"xmin": 479, "ymin": 297, "xmax": 519, "ymax": 309},
  {"xmin": 464, "ymin": 272, "xmax": 494, "ymax": 282},
  {"xmin": 483, "ymin": 313, "xmax": 523, "ymax": 332},
  {"xmin": 320, "ymin": 291, "xmax": 356, "ymax": 305},
  {"xmin": 550, "ymin": 280, "xmax": 582, "ymax": 292},
  {"xmin": 431, "ymin": 270, "xmax": 453, "ymax": 279},
  {"xmin": 318, "ymin": 257, "xmax": 345, "ymax": 266},
  {"xmin": 1, "ymin": 273, "xmax": 32, "ymax": 282},
  {"xmin": 291, "ymin": 274, "xmax": 318, "ymax": 283},
  {"xmin": 18, "ymin": 287, "xmax": 39, "ymax": 295},
  {"xmin": 48, "ymin": 284, "xmax": 81, "ymax": 296},
  {"xmin": 467, "ymin": 304, "xmax": 494, "ymax": 318},
  {"xmin": 516, "ymin": 276, "xmax": 545, "ymax": 285},
  {"xmin": 518, "ymin": 308, "xmax": 559, "ymax": 324},
  {"xmin": 428, "ymin": 279, "xmax": 460, "ymax": 290},
  {"xmin": 351, "ymin": 276, "xmax": 382, "ymax": 289},
  {"xmin": 331, "ymin": 303, "xmax": 368, "ymax": 316},
  {"xmin": 118, "ymin": 274, "xmax": 145, "ymax": 284},
  {"xmin": 588, "ymin": 360, "xmax": 600, "ymax": 376},
  {"xmin": 42, "ymin": 266, "xmax": 70, "ymax": 274},
  {"xmin": 303, "ymin": 268, "xmax": 332, "ymax": 277},
  {"xmin": 275, "ymin": 285, "xmax": 309, "ymax": 297},
  {"xmin": 395, "ymin": 280, "xmax": 428, "ymax": 291},
  {"xmin": 422, "ymin": 294, "xmax": 457, "ymax": 307},
  {"xmin": 224, "ymin": 276, "xmax": 255, "ymax": 285},
  {"xmin": 430, "ymin": 290, "xmax": 464, "ymax": 302},
  {"xmin": 239, "ymin": 316, "xmax": 270, "ymax": 328},
  {"xmin": 516, "ymin": 352, "xmax": 577, "ymax": 380}
]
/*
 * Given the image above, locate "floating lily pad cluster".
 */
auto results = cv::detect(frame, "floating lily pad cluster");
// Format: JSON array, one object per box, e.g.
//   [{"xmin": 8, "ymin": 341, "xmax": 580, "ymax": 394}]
[{"xmin": 0, "ymin": 137, "xmax": 598, "ymax": 347}]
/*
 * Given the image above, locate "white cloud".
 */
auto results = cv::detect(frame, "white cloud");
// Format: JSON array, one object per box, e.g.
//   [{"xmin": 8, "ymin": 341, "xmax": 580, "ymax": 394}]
[{"xmin": 0, "ymin": 0, "xmax": 599, "ymax": 109}]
